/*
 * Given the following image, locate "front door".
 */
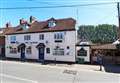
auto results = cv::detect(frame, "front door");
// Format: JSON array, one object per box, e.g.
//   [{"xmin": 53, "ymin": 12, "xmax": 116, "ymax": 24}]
[
  {"xmin": 21, "ymin": 47, "xmax": 25, "ymax": 61},
  {"xmin": 38, "ymin": 47, "xmax": 44, "ymax": 61}
]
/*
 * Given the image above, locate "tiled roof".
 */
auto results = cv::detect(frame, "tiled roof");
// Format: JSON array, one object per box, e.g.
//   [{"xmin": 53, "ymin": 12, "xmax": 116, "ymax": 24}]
[
  {"xmin": 6, "ymin": 18, "xmax": 76, "ymax": 35},
  {"xmin": 91, "ymin": 44, "xmax": 117, "ymax": 50},
  {"xmin": 0, "ymin": 27, "xmax": 18, "ymax": 35}
]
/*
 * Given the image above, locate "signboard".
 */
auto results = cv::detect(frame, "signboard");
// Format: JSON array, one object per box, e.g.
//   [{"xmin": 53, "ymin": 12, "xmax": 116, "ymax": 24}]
[{"xmin": 116, "ymin": 44, "xmax": 120, "ymax": 49}]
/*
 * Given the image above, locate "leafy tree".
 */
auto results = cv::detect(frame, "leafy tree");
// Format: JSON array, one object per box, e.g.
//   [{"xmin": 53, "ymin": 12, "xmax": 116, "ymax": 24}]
[{"xmin": 77, "ymin": 24, "xmax": 118, "ymax": 44}]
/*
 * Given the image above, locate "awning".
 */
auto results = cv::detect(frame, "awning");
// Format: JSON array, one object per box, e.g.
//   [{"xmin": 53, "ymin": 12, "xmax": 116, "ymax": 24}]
[
  {"xmin": 36, "ymin": 43, "xmax": 45, "ymax": 48},
  {"xmin": 18, "ymin": 43, "xmax": 26, "ymax": 48}
]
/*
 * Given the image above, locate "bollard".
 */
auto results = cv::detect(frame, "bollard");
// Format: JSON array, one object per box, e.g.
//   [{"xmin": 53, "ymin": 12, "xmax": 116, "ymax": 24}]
[{"xmin": 54, "ymin": 58, "xmax": 56, "ymax": 65}]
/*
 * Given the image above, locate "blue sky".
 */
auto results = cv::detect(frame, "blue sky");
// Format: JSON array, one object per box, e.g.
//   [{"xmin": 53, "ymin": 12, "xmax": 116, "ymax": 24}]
[{"xmin": 0, "ymin": 0, "xmax": 120, "ymax": 27}]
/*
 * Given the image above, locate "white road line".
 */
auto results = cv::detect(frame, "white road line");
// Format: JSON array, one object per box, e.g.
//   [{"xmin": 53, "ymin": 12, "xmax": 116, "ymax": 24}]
[{"xmin": 0, "ymin": 74, "xmax": 38, "ymax": 83}]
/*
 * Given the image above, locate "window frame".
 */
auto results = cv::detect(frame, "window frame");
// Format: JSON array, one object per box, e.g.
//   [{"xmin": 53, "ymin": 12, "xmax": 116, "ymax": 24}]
[
  {"xmin": 46, "ymin": 48, "xmax": 50, "ymax": 54},
  {"xmin": 54, "ymin": 32, "xmax": 64, "ymax": 42},
  {"xmin": 26, "ymin": 46, "xmax": 32, "ymax": 54},
  {"xmin": 48, "ymin": 20, "xmax": 56, "ymax": 27},
  {"xmin": 10, "ymin": 48, "xmax": 17, "ymax": 54},
  {"xmin": 39, "ymin": 34, "xmax": 44, "ymax": 40},
  {"xmin": 53, "ymin": 48, "xmax": 64, "ymax": 56},
  {"xmin": 10, "ymin": 35, "xmax": 16, "ymax": 43},
  {"xmin": 24, "ymin": 35, "xmax": 31, "ymax": 41}
]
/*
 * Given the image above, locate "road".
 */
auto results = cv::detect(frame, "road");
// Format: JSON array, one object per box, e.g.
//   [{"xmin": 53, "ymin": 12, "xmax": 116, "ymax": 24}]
[{"xmin": 0, "ymin": 61, "xmax": 120, "ymax": 83}]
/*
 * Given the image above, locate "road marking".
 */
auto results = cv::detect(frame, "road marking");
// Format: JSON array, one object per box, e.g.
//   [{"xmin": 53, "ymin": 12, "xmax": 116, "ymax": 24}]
[
  {"xmin": 0, "ymin": 74, "xmax": 38, "ymax": 83},
  {"xmin": 63, "ymin": 69, "xmax": 77, "ymax": 75}
]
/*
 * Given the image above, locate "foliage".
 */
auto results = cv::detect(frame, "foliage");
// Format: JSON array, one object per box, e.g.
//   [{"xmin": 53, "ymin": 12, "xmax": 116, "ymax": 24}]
[{"xmin": 77, "ymin": 24, "xmax": 118, "ymax": 44}]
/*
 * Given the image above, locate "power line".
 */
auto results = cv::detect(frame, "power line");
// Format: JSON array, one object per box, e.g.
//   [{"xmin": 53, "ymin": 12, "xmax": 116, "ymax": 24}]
[
  {"xmin": 0, "ymin": 2, "xmax": 118, "ymax": 10},
  {"xmin": 0, "ymin": 0, "xmax": 61, "ymax": 6}
]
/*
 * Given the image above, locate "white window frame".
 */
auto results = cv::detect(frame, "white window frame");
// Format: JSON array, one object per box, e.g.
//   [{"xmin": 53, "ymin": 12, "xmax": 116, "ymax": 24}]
[
  {"xmin": 54, "ymin": 32, "xmax": 64, "ymax": 40},
  {"xmin": 53, "ymin": 48, "xmax": 64, "ymax": 56},
  {"xmin": 24, "ymin": 35, "xmax": 31, "ymax": 41},
  {"xmin": 10, "ymin": 35, "xmax": 16, "ymax": 43},
  {"xmin": 39, "ymin": 34, "xmax": 44, "ymax": 40},
  {"xmin": 48, "ymin": 20, "xmax": 56, "ymax": 27},
  {"xmin": 26, "ymin": 46, "xmax": 32, "ymax": 54},
  {"xmin": 10, "ymin": 48, "xmax": 17, "ymax": 54}
]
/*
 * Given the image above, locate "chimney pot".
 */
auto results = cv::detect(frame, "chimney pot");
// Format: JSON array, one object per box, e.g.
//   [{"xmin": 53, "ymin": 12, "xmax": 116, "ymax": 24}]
[
  {"xmin": 30, "ymin": 16, "xmax": 36, "ymax": 23},
  {"xmin": 6, "ymin": 22, "xmax": 11, "ymax": 28}
]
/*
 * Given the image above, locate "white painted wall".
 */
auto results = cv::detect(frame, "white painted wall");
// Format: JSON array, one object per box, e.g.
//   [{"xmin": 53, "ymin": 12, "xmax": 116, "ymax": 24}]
[
  {"xmin": 76, "ymin": 46, "xmax": 90, "ymax": 62},
  {"xmin": 5, "ymin": 30, "xmax": 76, "ymax": 62}
]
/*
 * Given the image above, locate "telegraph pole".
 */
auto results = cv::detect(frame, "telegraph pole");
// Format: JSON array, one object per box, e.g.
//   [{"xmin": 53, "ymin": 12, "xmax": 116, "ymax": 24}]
[{"xmin": 117, "ymin": 2, "xmax": 120, "ymax": 39}]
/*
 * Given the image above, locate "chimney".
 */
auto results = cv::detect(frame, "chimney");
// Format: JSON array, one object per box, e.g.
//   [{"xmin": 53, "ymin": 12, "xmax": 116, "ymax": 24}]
[
  {"xmin": 30, "ymin": 16, "xmax": 36, "ymax": 23},
  {"xmin": 19, "ymin": 18, "xmax": 27, "ymax": 25},
  {"xmin": 6, "ymin": 22, "xmax": 11, "ymax": 28}
]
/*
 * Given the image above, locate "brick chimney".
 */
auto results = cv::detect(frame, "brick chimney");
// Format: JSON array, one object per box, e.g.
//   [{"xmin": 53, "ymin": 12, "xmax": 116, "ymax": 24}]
[
  {"xmin": 29, "ymin": 16, "xmax": 36, "ymax": 23},
  {"xmin": 6, "ymin": 22, "xmax": 11, "ymax": 28}
]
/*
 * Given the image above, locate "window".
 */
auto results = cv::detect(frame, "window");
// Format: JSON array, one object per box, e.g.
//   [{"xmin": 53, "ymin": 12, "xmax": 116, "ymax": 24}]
[
  {"xmin": 39, "ymin": 34, "xmax": 44, "ymax": 40},
  {"xmin": 77, "ymin": 48, "xmax": 87, "ymax": 56},
  {"xmin": 24, "ymin": 35, "xmax": 31, "ymax": 40},
  {"xmin": 26, "ymin": 46, "xmax": 32, "ymax": 54},
  {"xmin": 54, "ymin": 33, "xmax": 64, "ymax": 42},
  {"xmin": 53, "ymin": 47, "xmax": 64, "ymax": 56},
  {"xmin": 48, "ymin": 21, "xmax": 56, "ymax": 27},
  {"xmin": 10, "ymin": 36, "xmax": 16, "ymax": 43},
  {"xmin": 46, "ymin": 48, "xmax": 50, "ymax": 53},
  {"xmin": 54, "ymin": 33, "xmax": 64, "ymax": 40},
  {"xmin": 10, "ymin": 48, "xmax": 17, "ymax": 54}
]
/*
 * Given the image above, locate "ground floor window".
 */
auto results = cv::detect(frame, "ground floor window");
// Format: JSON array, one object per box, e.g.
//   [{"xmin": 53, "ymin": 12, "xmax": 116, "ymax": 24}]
[
  {"xmin": 46, "ymin": 48, "xmax": 50, "ymax": 54},
  {"xmin": 10, "ymin": 48, "xmax": 17, "ymax": 54},
  {"xmin": 53, "ymin": 48, "xmax": 64, "ymax": 56},
  {"xmin": 26, "ymin": 46, "xmax": 32, "ymax": 54}
]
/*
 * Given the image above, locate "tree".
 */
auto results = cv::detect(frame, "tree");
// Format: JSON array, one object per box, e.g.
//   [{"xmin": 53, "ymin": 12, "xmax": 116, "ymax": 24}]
[{"xmin": 77, "ymin": 24, "xmax": 118, "ymax": 44}]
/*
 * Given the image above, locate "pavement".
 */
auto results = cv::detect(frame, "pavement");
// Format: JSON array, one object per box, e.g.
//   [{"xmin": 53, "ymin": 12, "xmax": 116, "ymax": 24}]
[{"xmin": 0, "ymin": 60, "xmax": 120, "ymax": 83}]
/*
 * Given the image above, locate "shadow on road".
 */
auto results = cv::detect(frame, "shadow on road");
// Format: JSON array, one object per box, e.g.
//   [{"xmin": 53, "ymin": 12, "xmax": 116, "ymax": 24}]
[{"xmin": 103, "ymin": 64, "xmax": 120, "ymax": 74}]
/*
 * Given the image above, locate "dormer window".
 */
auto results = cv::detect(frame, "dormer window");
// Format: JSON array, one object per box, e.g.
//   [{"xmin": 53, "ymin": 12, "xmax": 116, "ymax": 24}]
[
  {"xmin": 22, "ymin": 24, "xmax": 29, "ymax": 30},
  {"xmin": 48, "ymin": 20, "xmax": 56, "ymax": 27}
]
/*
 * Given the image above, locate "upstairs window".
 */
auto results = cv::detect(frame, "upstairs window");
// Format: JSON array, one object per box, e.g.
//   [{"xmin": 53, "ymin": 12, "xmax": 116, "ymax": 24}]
[
  {"xmin": 54, "ymin": 33, "xmax": 64, "ymax": 40},
  {"xmin": 54, "ymin": 32, "xmax": 64, "ymax": 42},
  {"xmin": 24, "ymin": 35, "xmax": 31, "ymax": 41},
  {"xmin": 10, "ymin": 36, "xmax": 16, "ymax": 43},
  {"xmin": 48, "ymin": 20, "xmax": 56, "ymax": 27},
  {"xmin": 39, "ymin": 34, "xmax": 44, "ymax": 40}
]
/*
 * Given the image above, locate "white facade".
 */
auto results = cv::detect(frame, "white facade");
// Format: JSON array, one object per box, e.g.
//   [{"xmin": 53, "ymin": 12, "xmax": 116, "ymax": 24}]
[{"xmin": 5, "ymin": 31, "xmax": 76, "ymax": 62}]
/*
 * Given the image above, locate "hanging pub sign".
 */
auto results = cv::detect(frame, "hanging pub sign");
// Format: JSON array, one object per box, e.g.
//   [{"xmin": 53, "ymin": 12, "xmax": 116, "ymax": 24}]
[{"xmin": 77, "ymin": 48, "xmax": 87, "ymax": 56}]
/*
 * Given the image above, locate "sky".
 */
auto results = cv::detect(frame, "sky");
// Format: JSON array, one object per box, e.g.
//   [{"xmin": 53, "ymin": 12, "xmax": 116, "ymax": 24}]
[{"xmin": 0, "ymin": 0, "xmax": 120, "ymax": 27}]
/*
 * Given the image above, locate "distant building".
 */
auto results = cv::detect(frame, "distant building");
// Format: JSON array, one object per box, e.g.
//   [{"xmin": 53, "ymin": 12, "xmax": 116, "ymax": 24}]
[
  {"xmin": 0, "ymin": 22, "xmax": 17, "ymax": 59},
  {"xmin": 0, "ymin": 28, "xmax": 5, "ymax": 58},
  {"xmin": 5, "ymin": 17, "xmax": 77, "ymax": 62}
]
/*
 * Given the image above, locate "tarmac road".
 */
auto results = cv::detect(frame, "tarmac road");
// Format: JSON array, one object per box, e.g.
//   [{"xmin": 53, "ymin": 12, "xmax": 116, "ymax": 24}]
[{"xmin": 0, "ymin": 61, "xmax": 120, "ymax": 83}]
